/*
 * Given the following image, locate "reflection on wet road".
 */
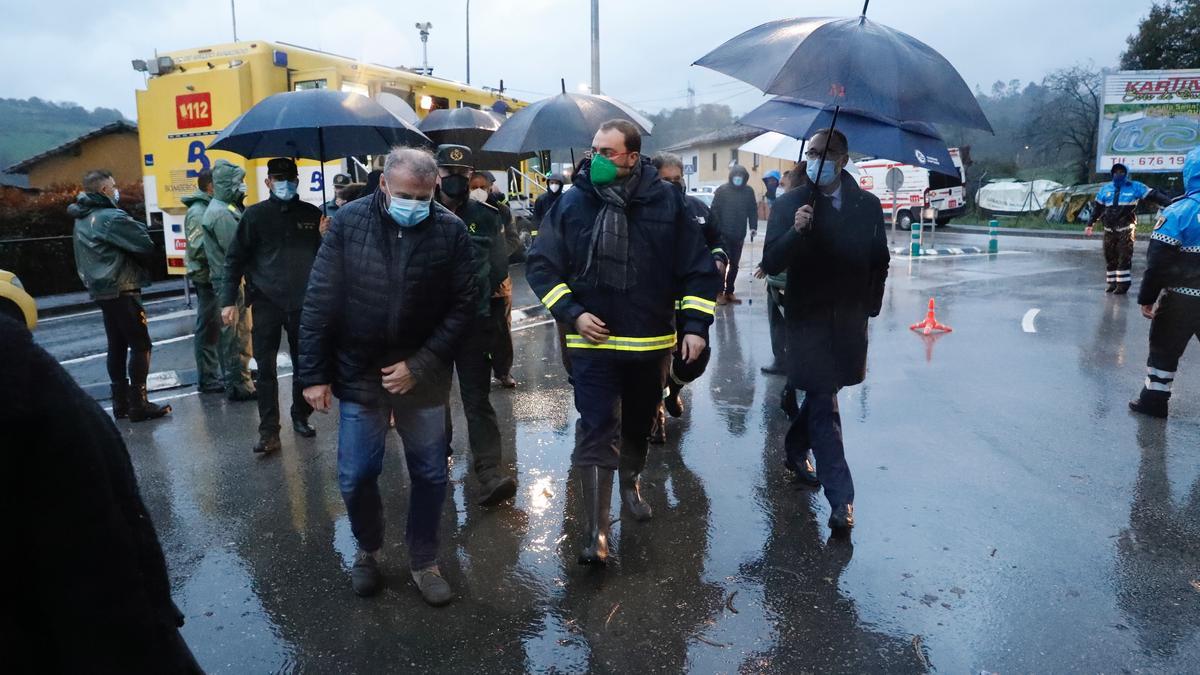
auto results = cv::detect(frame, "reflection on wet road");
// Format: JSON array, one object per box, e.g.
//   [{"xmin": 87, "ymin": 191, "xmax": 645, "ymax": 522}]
[{"xmin": 111, "ymin": 234, "xmax": 1200, "ymax": 672}]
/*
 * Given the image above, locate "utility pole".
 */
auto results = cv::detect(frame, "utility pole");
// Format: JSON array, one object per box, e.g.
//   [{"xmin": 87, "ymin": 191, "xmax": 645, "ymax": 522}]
[
  {"xmin": 230, "ymin": 0, "xmax": 238, "ymax": 41},
  {"xmin": 415, "ymin": 22, "xmax": 433, "ymax": 76},
  {"xmin": 590, "ymin": 0, "xmax": 601, "ymax": 94},
  {"xmin": 465, "ymin": 0, "xmax": 471, "ymax": 84}
]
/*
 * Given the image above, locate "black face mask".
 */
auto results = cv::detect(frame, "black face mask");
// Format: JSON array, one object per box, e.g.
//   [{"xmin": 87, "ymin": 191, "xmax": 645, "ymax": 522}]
[
  {"xmin": 667, "ymin": 179, "xmax": 685, "ymax": 193},
  {"xmin": 441, "ymin": 173, "xmax": 470, "ymax": 199}
]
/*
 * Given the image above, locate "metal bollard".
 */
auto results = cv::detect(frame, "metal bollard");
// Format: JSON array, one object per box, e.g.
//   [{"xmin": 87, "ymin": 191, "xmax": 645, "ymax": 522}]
[
  {"xmin": 911, "ymin": 220, "xmax": 921, "ymax": 257},
  {"xmin": 988, "ymin": 219, "xmax": 999, "ymax": 254}
]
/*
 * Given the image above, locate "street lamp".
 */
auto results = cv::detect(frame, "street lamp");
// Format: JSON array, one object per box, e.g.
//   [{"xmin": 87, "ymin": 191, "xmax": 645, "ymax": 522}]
[
  {"xmin": 465, "ymin": 0, "xmax": 471, "ymax": 85},
  {"xmin": 415, "ymin": 22, "xmax": 433, "ymax": 76}
]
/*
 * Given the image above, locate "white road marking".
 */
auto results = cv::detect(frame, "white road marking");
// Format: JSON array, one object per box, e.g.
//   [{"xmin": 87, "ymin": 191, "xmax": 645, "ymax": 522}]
[
  {"xmin": 1022, "ymin": 308, "xmax": 1040, "ymax": 333},
  {"xmin": 38, "ymin": 295, "xmax": 183, "ymax": 323},
  {"xmin": 59, "ymin": 334, "xmax": 194, "ymax": 365}
]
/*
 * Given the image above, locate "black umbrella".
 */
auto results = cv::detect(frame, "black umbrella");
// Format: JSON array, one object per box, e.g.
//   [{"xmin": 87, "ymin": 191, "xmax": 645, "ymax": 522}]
[
  {"xmin": 695, "ymin": 4, "xmax": 990, "ymax": 204},
  {"xmin": 482, "ymin": 81, "xmax": 653, "ymax": 154},
  {"xmin": 209, "ymin": 89, "xmax": 431, "ymax": 213},
  {"xmin": 740, "ymin": 97, "xmax": 959, "ymax": 177},
  {"xmin": 694, "ymin": 11, "xmax": 992, "ymax": 132},
  {"xmin": 418, "ymin": 108, "xmax": 533, "ymax": 169}
]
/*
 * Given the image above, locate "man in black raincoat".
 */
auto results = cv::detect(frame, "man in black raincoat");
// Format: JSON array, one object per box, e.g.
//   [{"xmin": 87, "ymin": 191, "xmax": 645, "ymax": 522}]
[
  {"xmin": 761, "ymin": 129, "xmax": 889, "ymax": 532},
  {"xmin": 710, "ymin": 164, "xmax": 758, "ymax": 304}
]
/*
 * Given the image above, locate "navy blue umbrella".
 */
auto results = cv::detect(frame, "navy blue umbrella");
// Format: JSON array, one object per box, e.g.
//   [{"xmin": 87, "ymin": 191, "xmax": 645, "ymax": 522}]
[
  {"xmin": 208, "ymin": 89, "xmax": 431, "ymax": 161},
  {"xmin": 740, "ymin": 97, "xmax": 959, "ymax": 177},
  {"xmin": 483, "ymin": 84, "xmax": 652, "ymax": 154},
  {"xmin": 694, "ymin": 12, "xmax": 992, "ymax": 132}
]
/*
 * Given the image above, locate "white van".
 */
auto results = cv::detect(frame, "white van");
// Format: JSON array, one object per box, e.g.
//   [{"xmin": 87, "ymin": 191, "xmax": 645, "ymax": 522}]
[{"xmin": 855, "ymin": 147, "xmax": 967, "ymax": 228}]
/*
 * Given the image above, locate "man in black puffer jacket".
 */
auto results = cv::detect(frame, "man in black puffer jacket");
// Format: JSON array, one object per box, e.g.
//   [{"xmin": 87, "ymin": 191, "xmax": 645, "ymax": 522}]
[{"xmin": 298, "ymin": 147, "xmax": 476, "ymax": 605}]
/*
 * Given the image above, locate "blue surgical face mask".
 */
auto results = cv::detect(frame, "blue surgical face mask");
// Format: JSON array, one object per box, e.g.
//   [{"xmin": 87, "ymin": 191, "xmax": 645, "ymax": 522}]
[
  {"xmin": 110, "ymin": 188, "xmax": 120, "ymax": 203},
  {"xmin": 272, "ymin": 180, "xmax": 298, "ymax": 201},
  {"xmin": 732, "ymin": 176, "xmax": 744, "ymax": 187},
  {"xmin": 806, "ymin": 160, "xmax": 839, "ymax": 187},
  {"xmin": 387, "ymin": 194, "xmax": 431, "ymax": 228}
]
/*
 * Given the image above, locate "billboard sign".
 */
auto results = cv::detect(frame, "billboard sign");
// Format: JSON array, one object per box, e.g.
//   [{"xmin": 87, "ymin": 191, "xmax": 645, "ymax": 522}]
[{"xmin": 1097, "ymin": 69, "xmax": 1200, "ymax": 173}]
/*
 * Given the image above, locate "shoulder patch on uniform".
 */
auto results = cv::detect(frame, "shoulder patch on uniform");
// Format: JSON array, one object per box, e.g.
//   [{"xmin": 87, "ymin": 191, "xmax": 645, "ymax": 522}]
[{"xmin": 1154, "ymin": 214, "xmax": 1166, "ymax": 230}]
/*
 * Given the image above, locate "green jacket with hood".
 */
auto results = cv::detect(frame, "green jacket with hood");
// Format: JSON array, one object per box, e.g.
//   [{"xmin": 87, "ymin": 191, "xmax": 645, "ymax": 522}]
[
  {"xmin": 201, "ymin": 160, "xmax": 246, "ymax": 290},
  {"xmin": 69, "ymin": 192, "xmax": 156, "ymax": 300},
  {"xmin": 181, "ymin": 189, "xmax": 213, "ymax": 283}
]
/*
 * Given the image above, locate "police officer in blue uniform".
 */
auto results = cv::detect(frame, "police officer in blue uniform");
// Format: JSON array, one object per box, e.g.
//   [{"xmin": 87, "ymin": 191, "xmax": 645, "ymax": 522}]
[
  {"xmin": 1085, "ymin": 163, "xmax": 1173, "ymax": 294},
  {"xmin": 1129, "ymin": 146, "xmax": 1200, "ymax": 418}
]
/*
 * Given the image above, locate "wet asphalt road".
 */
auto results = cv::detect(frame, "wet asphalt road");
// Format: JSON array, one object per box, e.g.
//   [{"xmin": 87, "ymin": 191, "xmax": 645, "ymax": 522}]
[{"xmin": 46, "ymin": 231, "xmax": 1200, "ymax": 673}]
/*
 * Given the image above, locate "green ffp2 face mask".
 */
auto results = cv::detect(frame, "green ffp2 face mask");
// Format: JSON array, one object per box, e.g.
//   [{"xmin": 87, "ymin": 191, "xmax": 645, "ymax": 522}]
[{"xmin": 590, "ymin": 154, "xmax": 618, "ymax": 186}]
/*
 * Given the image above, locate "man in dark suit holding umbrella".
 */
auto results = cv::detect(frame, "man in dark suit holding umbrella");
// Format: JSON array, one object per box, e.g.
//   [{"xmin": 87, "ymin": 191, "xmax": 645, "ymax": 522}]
[{"xmin": 760, "ymin": 129, "xmax": 890, "ymax": 532}]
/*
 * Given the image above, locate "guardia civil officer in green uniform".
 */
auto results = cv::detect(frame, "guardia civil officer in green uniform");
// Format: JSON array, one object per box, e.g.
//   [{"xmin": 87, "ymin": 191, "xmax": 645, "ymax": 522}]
[
  {"xmin": 222, "ymin": 158, "xmax": 324, "ymax": 455},
  {"xmin": 435, "ymin": 145, "xmax": 519, "ymax": 505},
  {"xmin": 202, "ymin": 159, "xmax": 256, "ymax": 401}
]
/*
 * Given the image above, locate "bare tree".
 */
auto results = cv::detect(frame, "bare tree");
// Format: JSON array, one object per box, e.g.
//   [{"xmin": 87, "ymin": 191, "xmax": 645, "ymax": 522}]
[{"xmin": 1025, "ymin": 65, "xmax": 1102, "ymax": 184}]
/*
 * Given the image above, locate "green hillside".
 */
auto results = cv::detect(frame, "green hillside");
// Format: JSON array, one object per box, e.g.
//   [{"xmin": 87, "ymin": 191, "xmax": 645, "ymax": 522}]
[{"xmin": 0, "ymin": 97, "xmax": 129, "ymax": 171}]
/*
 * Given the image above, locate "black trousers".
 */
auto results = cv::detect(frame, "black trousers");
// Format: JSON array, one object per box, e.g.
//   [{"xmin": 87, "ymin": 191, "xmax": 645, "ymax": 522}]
[
  {"xmin": 1103, "ymin": 227, "xmax": 1135, "ymax": 287},
  {"xmin": 784, "ymin": 390, "xmax": 854, "ymax": 507},
  {"xmin": 251, "ymin": 298, "xmax": 311, "ymax": 437},
  {"xmin": 767, "ymin": 285, "xmax": 787, "ymax": 366},
  {"xmin": 571, "ymin": 353, "xmax": 670, "ymax": 469},
  {"xmin": 453, "ymin": 316, "xmax": 503, "ymax": 481},
  {"xmin": 489, "ymin": 295, "xmax": 514, "ymax": 378},
  {"xmin": 97, "ymin": 292, "xmax": 152, "ymax": 385},
  {"xmin": 1139, "ymin": 292, "xmax": 1200, "ymax": 406},
  {"xmin": 724, "ymin": 235, "xmax": 745, "ymax": 295}
]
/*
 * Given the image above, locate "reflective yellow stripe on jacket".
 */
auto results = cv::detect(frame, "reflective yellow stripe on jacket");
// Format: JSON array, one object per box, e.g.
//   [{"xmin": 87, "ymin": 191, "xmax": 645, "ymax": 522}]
[
  {"xmin": 564, "ymin": 333, "xmax": 677, "ymax": 352},
  {"xmin": 676, "ymin": 295, "xmax": 716, "ymax": 315},
  {"xmin": 540, "ymin": 283, "xmax": 571, "ymax": 310}
]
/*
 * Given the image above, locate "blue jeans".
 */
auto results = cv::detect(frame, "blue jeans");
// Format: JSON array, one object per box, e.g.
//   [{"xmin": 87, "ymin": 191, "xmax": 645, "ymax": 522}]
[{"xmin": 337, "ymin": 398, "xmax": 449, "ymax": 570}]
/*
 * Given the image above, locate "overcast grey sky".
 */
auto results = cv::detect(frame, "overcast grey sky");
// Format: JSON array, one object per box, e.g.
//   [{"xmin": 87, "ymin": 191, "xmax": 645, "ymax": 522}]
[{"xmin": 0, "ymin": 0, "xmax": 1157, "ymax": 118}]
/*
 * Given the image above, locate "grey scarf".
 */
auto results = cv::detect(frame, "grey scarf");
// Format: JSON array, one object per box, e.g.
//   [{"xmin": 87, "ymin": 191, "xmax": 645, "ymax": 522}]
[{"xmin": 582, "ymin": 165, "xmax": 641, "ymax": 291}]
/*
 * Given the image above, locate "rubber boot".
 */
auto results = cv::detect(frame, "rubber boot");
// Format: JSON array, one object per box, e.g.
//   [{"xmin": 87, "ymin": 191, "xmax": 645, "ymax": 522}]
[
  {"xmin": 1129, "ymin": 391, "xmax": 1169, "ymax": 418},
  {"xmin": 578, "ymin": 466, "xmax": 613, "ymax": 565},
  {"xmin": 618, "ymin": 448, "xmax": 653, "ymax": 522},
  {"xmin": 110, "ymin": 381, "xmax": 130, "ymax": 419},
  {"xmin": 1114, "ymin": 282, "xmax": 1131, "ymax": 295},
  {"xmin": 128, "ymin": 384, "xmax": 171, "ymax": 422},
  {"xmin": 1105, "ymin": 282, "xmax": 1117, "ymax": 293}
]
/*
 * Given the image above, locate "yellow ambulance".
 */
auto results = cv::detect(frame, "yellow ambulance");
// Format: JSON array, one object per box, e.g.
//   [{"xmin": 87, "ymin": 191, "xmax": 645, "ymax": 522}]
[{"xmin": 132, "ymin": 40, "xmax": 527, "ymax": 274}]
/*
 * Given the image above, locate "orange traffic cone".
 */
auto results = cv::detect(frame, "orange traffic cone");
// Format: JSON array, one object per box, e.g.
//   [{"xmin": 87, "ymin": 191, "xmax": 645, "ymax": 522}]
[{"xmin": 909, "ymin": 297, "xmax": 953, "ymax": 335}]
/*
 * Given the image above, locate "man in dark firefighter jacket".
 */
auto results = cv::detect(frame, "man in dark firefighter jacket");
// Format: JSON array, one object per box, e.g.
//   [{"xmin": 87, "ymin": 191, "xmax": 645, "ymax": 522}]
[
  {"xmin": 527, "ymin": 120, "xmax": 720, "ymax": 566},
  {"xmin": 1086, "ymin": 163, "xmax": 1173, "ymax": 294},
  {"xmin": 1129, "ymin": 146, "xmax": 1200, "ymax": 419},
  {"xmin": 761, "ymin": 129, "xmax": 890, "ymax": 533},
  {"xmin": 649, "ymin": 151, "xmax": 728, "ymax": 444}
]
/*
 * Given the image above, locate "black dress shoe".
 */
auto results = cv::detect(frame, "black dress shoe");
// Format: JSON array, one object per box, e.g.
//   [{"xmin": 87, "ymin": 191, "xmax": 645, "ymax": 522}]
[
  {"xmin": 1129, "ymin": 399, "xmax": 1168, "ymax": 418},
  {"xmin": 829, "ymin": 503, "xmax": 855, "ymax": 530},
  {"xmin": 227, "ymin": 388, "xmax": 258, "ymax": 402},
  {"xmin": 760, "ymin": 362, "xmax": 786, "ymax": 375},
  {"xmin": 1114, "ymin": 283, "xmax": 1131, "ymax": 295},
  {"xmin": 788, "ymin": 459, "xmax": 820, "ymax": 487},
  {"xmin": 1105, "ymin": 283, "xmax": 1117, "ymax": 293},
  {"xmin": 477, "ymin": 475, "xmax": 517, "ymax": 506},
  {"xmin": 292, "ymin": 418, "xmax": 317, "ymax": 437},
  {"xmin": 253, "ymin": 436, "xmax": 282, "ymax": 455}
]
